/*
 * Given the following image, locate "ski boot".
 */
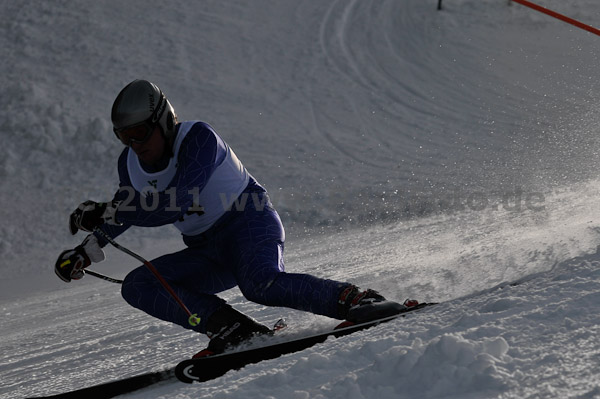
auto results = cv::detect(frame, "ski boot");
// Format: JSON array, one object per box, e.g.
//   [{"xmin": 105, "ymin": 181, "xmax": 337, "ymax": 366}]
[
  {"xmin": 193, "ymin": 304, "xmax": 272, "ymax": 358},
  {"xmin": 338, "ymin": 285, "xmax": 415, "ymax": 324}
]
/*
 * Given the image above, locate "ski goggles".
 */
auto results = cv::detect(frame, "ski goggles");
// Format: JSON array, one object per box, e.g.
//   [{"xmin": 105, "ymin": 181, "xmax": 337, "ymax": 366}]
[
  {"xmin": 113, "ymin": 121, "xmax": 156, "ymax": 146},
  {"xmin": 113, "ymin": 92, "xmax": 166, "ymax": 146}
]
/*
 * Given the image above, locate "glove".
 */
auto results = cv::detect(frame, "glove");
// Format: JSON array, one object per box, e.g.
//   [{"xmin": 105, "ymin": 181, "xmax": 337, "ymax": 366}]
[
  {"xmin": 69, "ymin": 200, "xmax": 122, "ymax": 235},
  {"xmin": 55, "ymin": 234, "xmax": 106, "ymax": 282}
]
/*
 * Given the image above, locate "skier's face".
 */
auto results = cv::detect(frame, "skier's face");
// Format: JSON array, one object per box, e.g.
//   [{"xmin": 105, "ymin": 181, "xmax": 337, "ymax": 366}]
[{"xmin": 130, "ymin": 125, "xmax": 166, "ymax": 165}]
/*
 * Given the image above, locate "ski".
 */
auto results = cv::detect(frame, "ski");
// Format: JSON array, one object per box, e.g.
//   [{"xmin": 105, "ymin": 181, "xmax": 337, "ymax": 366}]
[
  {"xmin": 25, "ymin": 369, "xmax": 176, "ymax": 399},
  {"xmin": 175, "ymin": 302, "xmax": 435, "ymax": 383},
  {"xmin": 24, "ymin": 319, "xmax": 288, "ymax": 399},
  {"xmin": 25, "ymin": 304, "xmax": 433, "ymax": 397}
]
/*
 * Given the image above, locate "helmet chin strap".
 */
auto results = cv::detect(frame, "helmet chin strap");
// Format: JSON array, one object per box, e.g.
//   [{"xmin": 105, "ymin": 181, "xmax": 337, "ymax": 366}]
[{"xmin": 162, "ymin": 123, "xmax": 178, "ymax": 159}]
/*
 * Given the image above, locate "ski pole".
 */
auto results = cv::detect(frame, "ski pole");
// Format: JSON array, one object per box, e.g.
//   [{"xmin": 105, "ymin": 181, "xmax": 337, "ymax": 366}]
[
  {"xmin": 85, "ymin": 269, "xmax": 123, "ymax": 284},
  {"xmin": 93, "ymin": 227, "xmax": 201, "ymax": 327}
]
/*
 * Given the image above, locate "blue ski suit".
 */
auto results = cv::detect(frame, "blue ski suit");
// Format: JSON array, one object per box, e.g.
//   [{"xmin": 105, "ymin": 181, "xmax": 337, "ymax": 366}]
[{"xmin": 96, "ymin": 121, "xmax": 347, "ymax": 333}]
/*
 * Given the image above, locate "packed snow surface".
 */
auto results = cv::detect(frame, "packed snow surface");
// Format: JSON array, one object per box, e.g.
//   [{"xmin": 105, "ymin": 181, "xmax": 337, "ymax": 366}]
[{"xmin": 2, "ymin": 0, "xmax": 600, "ymax": 398}]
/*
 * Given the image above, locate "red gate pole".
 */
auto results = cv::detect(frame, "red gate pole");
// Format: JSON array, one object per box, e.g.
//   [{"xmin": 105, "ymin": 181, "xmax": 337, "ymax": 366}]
[{"xmin": 512, "ymin": 0, "xmax": 600, "ymax": 37}]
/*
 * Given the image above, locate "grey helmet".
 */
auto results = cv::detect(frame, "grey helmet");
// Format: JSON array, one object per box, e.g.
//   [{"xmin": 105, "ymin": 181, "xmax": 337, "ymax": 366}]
[{"xmin": 111, "ymin": 79, "xmax": 177, "ymax": 141}]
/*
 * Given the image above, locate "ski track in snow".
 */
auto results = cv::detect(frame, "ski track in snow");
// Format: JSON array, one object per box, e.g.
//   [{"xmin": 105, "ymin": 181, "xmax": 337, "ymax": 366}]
[{"xmin": 2, "ymin": 0, "xmax": 600, "ymax": 398}]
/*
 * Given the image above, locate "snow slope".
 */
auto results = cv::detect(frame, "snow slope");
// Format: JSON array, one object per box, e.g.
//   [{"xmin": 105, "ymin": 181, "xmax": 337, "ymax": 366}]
[{"xmin": 1, "ymin": 0, "xmax": 600, "ymax": 398}]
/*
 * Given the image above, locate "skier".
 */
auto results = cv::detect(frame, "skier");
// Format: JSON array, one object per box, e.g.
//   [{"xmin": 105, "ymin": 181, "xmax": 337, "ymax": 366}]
[{"xmin": 55, "ymin": 79, "xmax": 409, "ymax": 356}]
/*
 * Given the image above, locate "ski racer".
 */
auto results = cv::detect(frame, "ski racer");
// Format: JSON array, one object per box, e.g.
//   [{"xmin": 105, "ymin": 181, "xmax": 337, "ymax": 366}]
[{"xmin": 55, "ymin": 79, "xmax": 409, "ymax": 356}]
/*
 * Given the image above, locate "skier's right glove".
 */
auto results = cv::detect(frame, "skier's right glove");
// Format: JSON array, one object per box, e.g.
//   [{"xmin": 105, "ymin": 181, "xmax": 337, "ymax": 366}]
[
  {"xmin": 69, "ymin": 200, "xmax": 122, "ymax": 235},
  {"xmin": 55, "ymin": 234, "xmax": 105, "ymax": 282}
]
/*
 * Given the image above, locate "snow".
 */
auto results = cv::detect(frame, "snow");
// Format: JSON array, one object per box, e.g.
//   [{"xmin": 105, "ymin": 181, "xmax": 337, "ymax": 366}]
[{"xmin": 1, "ymin": 0, "xmax": 600, "ymax": 398}]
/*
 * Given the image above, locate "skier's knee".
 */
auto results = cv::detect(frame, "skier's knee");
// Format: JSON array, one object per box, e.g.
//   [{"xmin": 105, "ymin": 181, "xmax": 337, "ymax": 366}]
[
  {"xmin": 120, "ymin": 266, "xmax": 148, "ymax": 307},
  {"xmin": 120, "ymin": 272, "xmax": 135, "ymax": 306},
  {"xmin": 239, "ymin": 275, "xmax": 279, "ymax": 305},
  {"xmin": 239, "ymin": 284, "xmax": 266, "ymax": 304}
]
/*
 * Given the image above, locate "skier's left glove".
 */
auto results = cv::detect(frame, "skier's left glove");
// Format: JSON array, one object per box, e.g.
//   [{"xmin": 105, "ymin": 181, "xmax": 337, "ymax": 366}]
[
  {"xmin": 55, "ymin": 234, "xmax": 106, "ymax": 282},
  {"xmin": 69, "ymin": 200, "xmax": 122, "ymax": 235}
]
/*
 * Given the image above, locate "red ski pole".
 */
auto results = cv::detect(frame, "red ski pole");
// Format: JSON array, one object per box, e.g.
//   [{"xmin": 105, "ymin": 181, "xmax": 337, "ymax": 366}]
[
  {"xmin": 93, "ymin": 227, "xmax": 201, "ymax": 327},
  {"xmin": 512, "ymin": 0, "xmax": 600, "ymax": 37}
]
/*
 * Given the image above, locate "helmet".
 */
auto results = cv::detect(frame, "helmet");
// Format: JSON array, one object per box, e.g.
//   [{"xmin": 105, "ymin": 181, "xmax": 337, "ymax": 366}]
[{"xmin": 111, "ymin": 79, "xmax": 177, "ymax": 141}]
